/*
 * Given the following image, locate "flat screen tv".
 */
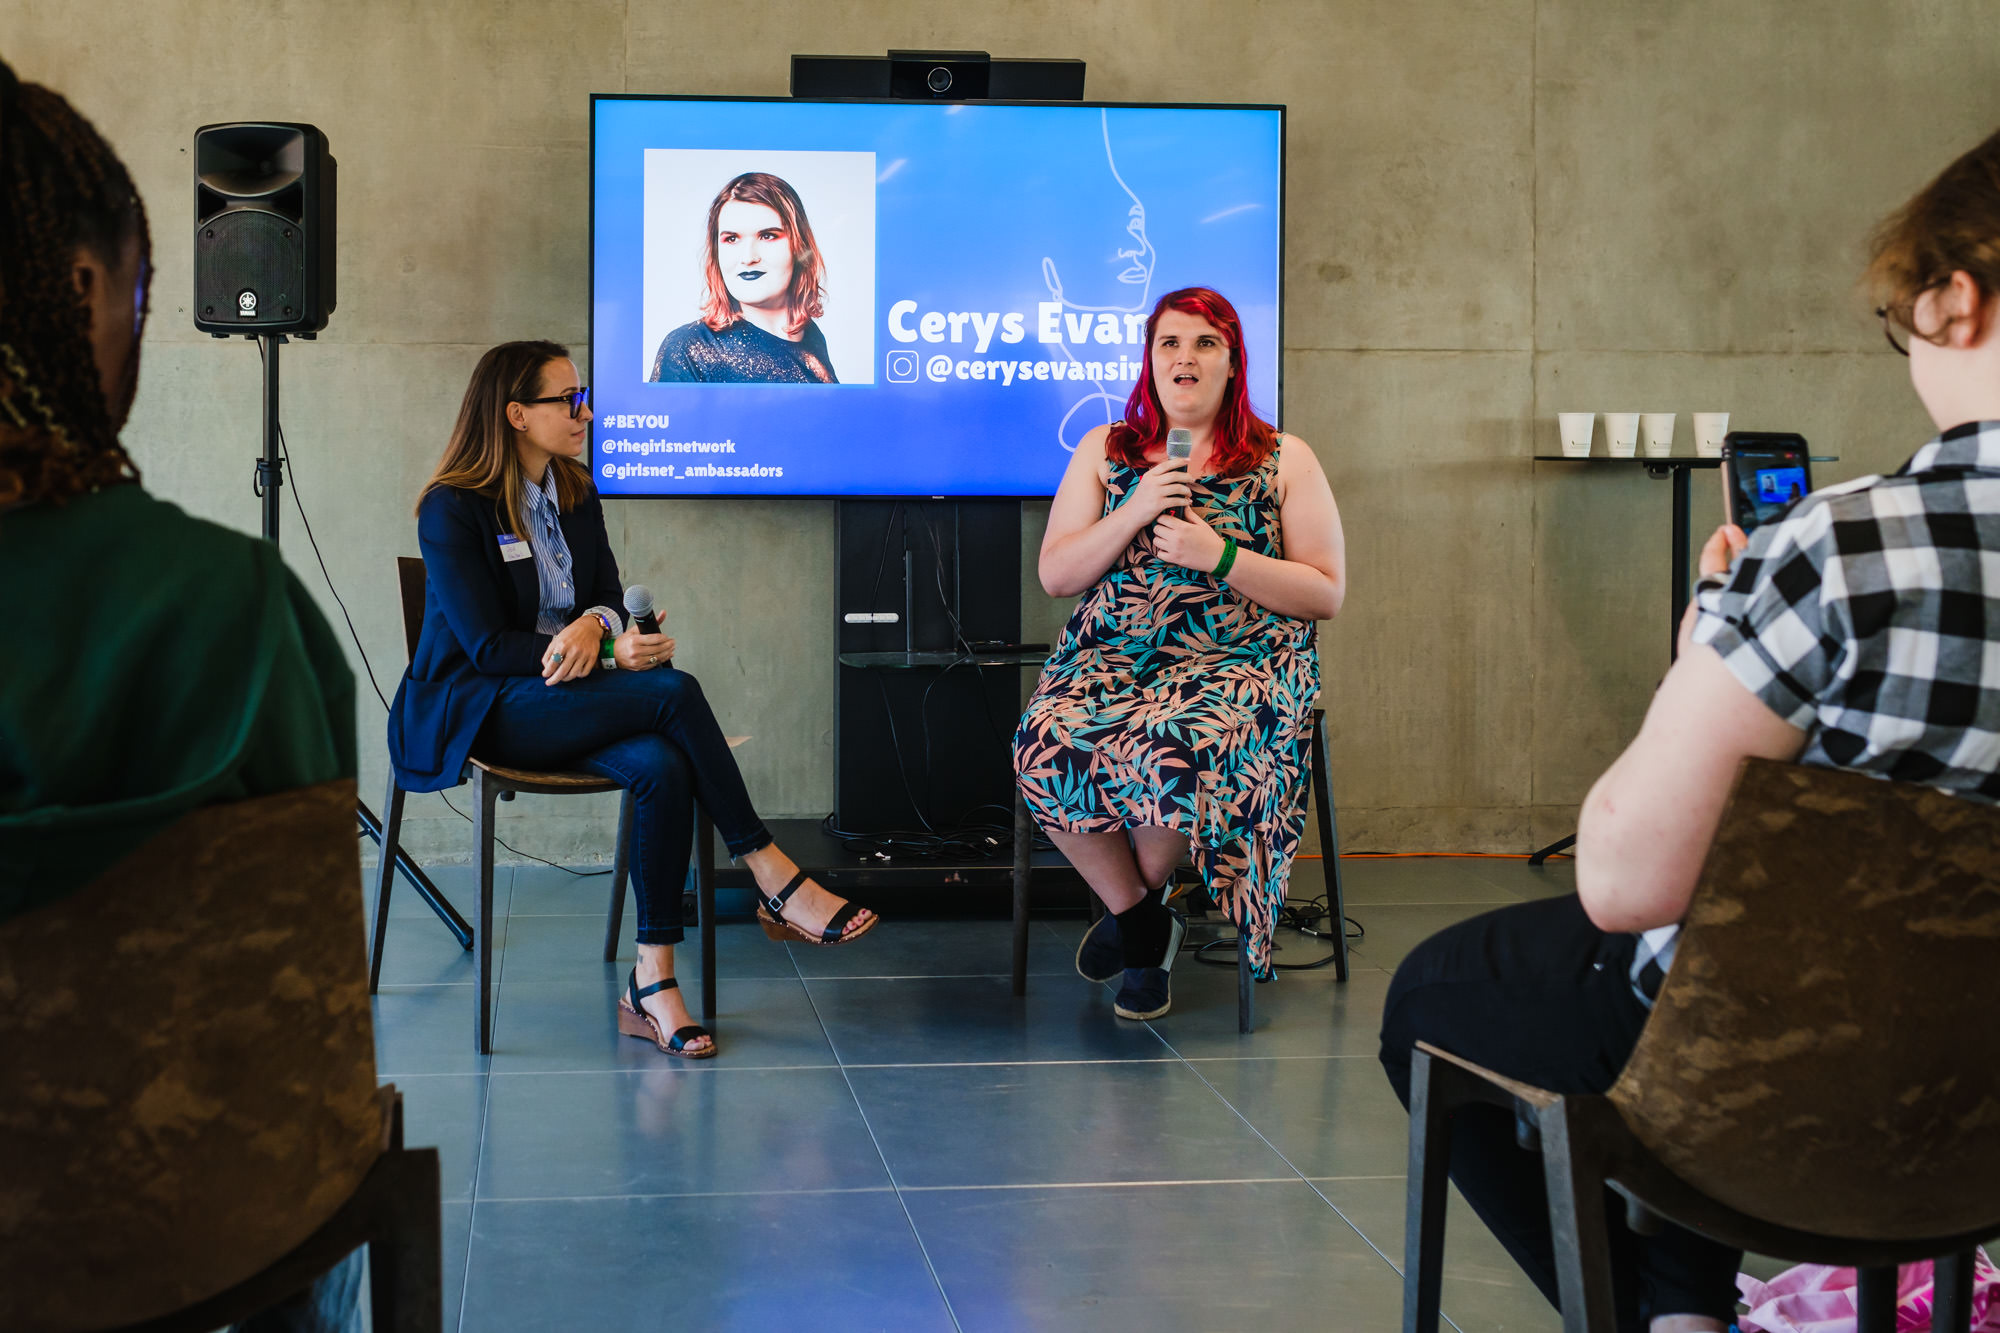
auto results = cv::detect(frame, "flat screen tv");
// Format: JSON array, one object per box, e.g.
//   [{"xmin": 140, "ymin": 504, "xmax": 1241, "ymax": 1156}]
[{"xmin": 589, "ymin": 94, "xmax": 1284, "ymax": 499}]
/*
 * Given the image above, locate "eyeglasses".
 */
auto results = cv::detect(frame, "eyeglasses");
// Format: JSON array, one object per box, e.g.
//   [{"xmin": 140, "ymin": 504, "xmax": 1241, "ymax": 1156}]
[
  {"xmin": 132, "ymin": 255, "xmax": 150, "ymax": 337},
  {"xmin": 1875, "ymin": 307, "xmax": 1910, "ymax": 357},
  {"xmin": 515, "ymin": 386, "xmax": 592, "ymax": 418}
]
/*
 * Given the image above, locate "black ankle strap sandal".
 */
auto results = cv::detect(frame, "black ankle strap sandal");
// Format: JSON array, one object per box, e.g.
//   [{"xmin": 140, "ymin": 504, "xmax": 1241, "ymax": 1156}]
[
  {"xmin": 755, "ymin": 868, "xmax": 878, "ymax": 947},
  {"xmin": 617, "ymin": 969, "xmax": 716, "ymax": 1058}
]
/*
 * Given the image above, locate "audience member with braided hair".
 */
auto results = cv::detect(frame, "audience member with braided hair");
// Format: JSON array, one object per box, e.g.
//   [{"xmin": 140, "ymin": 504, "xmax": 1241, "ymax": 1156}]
[
  {"xmin": 0, "ymin": 58, "xmax": 357, "ymax": 920},
  {"xmin": 0, "ymin": 57, "xmax": 368, "ymax": 1333}
]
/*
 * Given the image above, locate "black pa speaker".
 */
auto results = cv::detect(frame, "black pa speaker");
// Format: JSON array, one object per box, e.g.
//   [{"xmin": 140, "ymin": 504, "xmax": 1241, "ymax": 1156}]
[{"xmin": 192, "ymin": 122, "xmax": 336, "ymax": 336}]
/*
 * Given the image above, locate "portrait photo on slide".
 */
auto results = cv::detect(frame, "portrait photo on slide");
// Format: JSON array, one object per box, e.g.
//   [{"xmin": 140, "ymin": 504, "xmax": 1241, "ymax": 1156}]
[{"xmin": 642, "ymin": 149, "xmax": 876, "ymax": 385}]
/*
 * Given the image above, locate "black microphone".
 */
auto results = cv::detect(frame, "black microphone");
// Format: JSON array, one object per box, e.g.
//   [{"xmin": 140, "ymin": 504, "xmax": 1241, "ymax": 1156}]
[
  {"xmin": 1165, "ymin": 428, "xmax": 1193, "ymax": 520},
  {"xmin": 623, "ymin": 584, "xmax": 671, "ymax": 668}
]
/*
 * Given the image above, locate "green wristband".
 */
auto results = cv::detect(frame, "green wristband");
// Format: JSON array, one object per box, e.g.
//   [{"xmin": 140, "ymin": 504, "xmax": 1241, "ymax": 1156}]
[{"xmin": 1213, "ymin": 537, "xmax": 1239, "ymax": 581}]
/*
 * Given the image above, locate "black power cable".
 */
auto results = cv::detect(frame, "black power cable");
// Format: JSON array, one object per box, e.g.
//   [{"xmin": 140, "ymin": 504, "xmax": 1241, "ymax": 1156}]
[{"xmin": 1186, "ymin": 887, "xmax": 1364, "ymax": 973}]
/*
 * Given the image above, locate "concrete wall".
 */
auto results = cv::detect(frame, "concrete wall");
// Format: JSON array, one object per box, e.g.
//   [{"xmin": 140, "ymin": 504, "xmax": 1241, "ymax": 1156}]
[{"xmin": 8, "ymin": 1, "xmax": 1995, "ymax": 862}]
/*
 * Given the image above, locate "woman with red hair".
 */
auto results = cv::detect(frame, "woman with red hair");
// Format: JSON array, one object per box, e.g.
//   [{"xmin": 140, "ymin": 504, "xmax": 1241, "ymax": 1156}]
[
  {"xmin": 649, "ymin": 171, "xmax": 836, "ymax": 383},
  {"xmin": 1015, "ymin": 287, "xmax": 1347, "ymax": 1021}
]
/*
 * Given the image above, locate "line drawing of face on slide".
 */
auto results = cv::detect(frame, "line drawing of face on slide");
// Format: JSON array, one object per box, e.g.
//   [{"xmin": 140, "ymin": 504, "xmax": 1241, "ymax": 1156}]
[
  {"xmin": 1043, "ymin": 109, "xmax": 1158, "ymax": 452},
  {"xmin": 698, "ymin": 172, "xmax": 826, "ymax": 342}
]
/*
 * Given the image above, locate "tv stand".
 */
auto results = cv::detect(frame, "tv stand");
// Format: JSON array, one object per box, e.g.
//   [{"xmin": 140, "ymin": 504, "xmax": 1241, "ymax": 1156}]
[{"xmin": 834, "ymin": 499, "xmax": 1027, "ymax": 834}]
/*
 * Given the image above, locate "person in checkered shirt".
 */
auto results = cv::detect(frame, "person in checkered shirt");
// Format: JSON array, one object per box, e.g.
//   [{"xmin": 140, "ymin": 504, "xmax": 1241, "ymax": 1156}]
[{"xmin": 1380, "ymin": 129, "xmax": 2000, "ymax": 1332}]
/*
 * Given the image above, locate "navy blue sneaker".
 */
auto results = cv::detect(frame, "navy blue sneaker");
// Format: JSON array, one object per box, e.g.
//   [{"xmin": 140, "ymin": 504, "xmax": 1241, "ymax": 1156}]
[
  {"xmin": 1076, "ymin": 883, "xmax": 1175, "ymax": 982},
  {"xmin": 1112, "ymin": 907, "xmax": 1186, "ymax": 1020},
  {"xmin": 1075, "ymin": 912, "xmax": 1123, "ymax": 982}
]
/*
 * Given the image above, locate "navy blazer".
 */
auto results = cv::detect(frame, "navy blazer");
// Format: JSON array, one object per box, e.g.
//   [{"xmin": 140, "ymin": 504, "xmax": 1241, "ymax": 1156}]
[{"xmin": 386, "ymin": 480, "xmax": 622, "ymax": 792}]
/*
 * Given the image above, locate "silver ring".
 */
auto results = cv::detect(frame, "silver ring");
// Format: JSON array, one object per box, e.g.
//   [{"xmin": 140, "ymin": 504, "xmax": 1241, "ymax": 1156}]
[
  {"xmin": 651, "ymin": 654, "xmax": 659, "ymax": 664},
  {"xmin": 550, "ymin": 650, "xmax": 565, "ymax": 663}
]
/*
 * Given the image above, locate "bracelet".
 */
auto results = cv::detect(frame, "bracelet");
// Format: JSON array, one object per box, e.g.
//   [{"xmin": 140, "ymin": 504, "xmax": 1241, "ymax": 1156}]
[{"xmin": 1212, "ymin": 537, "xmax": 1239, "ymax": 581}]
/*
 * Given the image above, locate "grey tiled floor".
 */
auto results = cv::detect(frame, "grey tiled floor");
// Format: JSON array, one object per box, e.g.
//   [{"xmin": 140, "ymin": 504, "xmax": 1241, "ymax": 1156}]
[{"xmin": 369, "ymin": 856, "xmax": 1579, "ymax": 1332}]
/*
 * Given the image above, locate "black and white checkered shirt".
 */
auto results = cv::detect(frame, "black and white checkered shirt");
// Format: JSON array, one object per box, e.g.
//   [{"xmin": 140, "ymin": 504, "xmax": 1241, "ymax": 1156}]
[{"xmin": 1635, "ymin": 420, "xmax": 2000, "ymax": 999}]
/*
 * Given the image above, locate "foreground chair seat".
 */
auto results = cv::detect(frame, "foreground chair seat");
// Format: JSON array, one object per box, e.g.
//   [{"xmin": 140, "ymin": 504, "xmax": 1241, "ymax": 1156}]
[
  {"xmin": 0, "ymin": 779, "xmax": 440, "ymax": 1333},
  {"xmin": 1402, "ymin": 757, "xmax": 2000, "ymax": 1333}
]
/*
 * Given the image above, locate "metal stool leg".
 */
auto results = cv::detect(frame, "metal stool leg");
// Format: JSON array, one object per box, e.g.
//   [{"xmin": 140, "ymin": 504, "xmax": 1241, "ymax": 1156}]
[
  {"xmin": 1237, "ymin": 927, "xmax": 1253, "ymax": 1033},
  {"xmin": 697, "ymin": 808, "xmax": 716, "ymax": 1028},
  {"xmin": 1855, "ymin": 1266, "xmax": 1900, "ymax": 1333},
  {"xmin": 1934, "ymin": 1251, "xmax": 1977, "ymax": 1333},
  {"xmin": 1311, "ymin": 711, "xmax": 1350, "ymax": 982},
  {"xmin": 602, "ymin": 790, "xmax": 634, "ymax": 961},
  {"xmin": 369, "ymin": 774, "xmax": 404, "ymax": 994},
  {"xmin": 473, "ymin": 770, "xmax": 500, "ymax": 1056},
  {"xmin": 1013, "ymin": 788, "xmax": 1032, "ymax": 997}
]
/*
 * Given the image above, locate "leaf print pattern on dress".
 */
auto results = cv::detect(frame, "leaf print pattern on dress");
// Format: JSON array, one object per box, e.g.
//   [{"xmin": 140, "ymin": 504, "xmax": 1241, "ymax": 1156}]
[{"xmin": 1013, "ymin": 440, "xmax": 1321, "ymax": 978}]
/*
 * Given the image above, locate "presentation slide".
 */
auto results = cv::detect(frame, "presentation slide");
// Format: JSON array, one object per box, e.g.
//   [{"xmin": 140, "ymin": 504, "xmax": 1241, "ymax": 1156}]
[{"xmin": 591, "ymin": 97, "xmax": 1284, "ymax": 498}]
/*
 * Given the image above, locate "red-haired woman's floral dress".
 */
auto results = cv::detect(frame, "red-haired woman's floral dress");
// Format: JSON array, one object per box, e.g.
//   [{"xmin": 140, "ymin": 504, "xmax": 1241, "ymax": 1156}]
[{"xmin": 1014, "ymin": 441, "xmax": 1321, "ymax": 977}]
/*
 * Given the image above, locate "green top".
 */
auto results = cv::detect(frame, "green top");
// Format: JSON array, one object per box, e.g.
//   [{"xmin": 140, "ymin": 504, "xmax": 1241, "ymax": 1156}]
[{"xmin": 0, "ymin": 484, "xmax": 356, "ymax": 922}]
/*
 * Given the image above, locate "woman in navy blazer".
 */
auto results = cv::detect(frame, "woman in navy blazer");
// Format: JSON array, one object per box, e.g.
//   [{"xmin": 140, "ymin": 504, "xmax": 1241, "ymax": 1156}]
[{"xmin": 388, "ymin": 341, "xmax": 878, "ymax": 1059}]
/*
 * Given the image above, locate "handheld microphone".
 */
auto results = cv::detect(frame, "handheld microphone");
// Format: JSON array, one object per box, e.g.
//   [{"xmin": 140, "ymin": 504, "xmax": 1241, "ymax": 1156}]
[
  {"xmin": 623, "ymin": 584, "xmax": 662, "ymax": 636},
  {"xmin": 1165, "ymin": 428, "xmax": 1194, "ymax": 520},
  {"xmin": 623, "ymin": 584, "xmax": 671, "ymax": 668}
]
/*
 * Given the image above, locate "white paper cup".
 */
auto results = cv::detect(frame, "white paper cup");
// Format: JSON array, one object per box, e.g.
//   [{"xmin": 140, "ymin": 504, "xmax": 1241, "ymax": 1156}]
[
  {"xmin": 1604, "ymin": 413, "xmax": 1640, "ymax": 458},
  {"xmin": 1557, "ymin": 412, "xmax": 1595, "ymax": 458},
  {"xmin": 1693, "ymin": 412, "xmax": 1730, "ymax": 457},
  {"xmin": 1640, "ymin": 413, "xmax": 1676, "ymax": 457}
]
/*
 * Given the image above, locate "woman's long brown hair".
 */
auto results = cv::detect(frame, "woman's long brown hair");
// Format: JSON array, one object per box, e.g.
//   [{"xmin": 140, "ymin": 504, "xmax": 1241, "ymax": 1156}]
[{"xmin": 418, "ymin": 341, "xmax": 590, "ymax": 540}]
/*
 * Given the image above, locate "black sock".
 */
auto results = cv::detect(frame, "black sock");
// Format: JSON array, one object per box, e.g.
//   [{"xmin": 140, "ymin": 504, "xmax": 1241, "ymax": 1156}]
[{"xmin": 1117, "ymin": 895, "xmax": 1172, "ymax": 969}]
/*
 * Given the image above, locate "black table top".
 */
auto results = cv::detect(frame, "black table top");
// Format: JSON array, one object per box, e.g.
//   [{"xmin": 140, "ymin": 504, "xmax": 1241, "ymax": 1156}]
[{"xmin": 1533, "ymin": 454, "xmax": 1840, "ymax": 466}]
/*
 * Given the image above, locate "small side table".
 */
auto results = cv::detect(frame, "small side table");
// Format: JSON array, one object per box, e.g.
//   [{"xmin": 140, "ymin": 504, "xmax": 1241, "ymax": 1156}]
[
  {"xmin": 1528, "ymin": 452, "xmax": 1836, "ymax": 863},
  {"xmin": 1534, "ymin": 455, "xmax": 1721, "ymax": 657}
]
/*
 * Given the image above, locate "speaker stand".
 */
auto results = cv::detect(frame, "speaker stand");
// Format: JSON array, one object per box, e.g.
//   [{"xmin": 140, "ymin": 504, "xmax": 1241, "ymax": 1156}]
[{"xmin": 253, "ymin": 334, "xmax": 472, "ymax": 949}]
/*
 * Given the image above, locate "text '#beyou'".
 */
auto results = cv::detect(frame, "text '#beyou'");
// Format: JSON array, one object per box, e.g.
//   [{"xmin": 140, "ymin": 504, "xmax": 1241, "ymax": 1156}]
[{"xmin": 600, "ymin": 462, "xmax": 784, "ymax": 481}]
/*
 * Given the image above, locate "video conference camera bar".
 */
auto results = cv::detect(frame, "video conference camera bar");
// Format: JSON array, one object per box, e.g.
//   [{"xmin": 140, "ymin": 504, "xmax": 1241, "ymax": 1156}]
[{"xmin": 790, "ymin": 50, "xmax": 1085, "ymax": 102}]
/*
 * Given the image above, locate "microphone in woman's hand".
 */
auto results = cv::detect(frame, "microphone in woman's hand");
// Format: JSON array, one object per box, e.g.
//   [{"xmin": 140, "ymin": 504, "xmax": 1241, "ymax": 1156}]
[
  {"xmin": 623, "ymin": 584, "xmax": 662, "ymax": 635},
  {"xmin": 1165, "ymin": 428, "xmax": 1193, "ymax": 519},
  {"xmin": 623, "ymin": 584, "xmax": 671, "ymax": 667}
]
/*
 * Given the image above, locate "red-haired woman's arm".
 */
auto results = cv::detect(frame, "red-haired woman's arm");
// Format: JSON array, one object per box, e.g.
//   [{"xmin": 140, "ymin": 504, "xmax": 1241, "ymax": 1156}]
[
  {"xmin": 1038, "ymin": 426, "xmax": 1191, "ymax": 597},
  {"xmin": 1209, "ymin": 436, "xmax": 1345, "ymax": 621}
]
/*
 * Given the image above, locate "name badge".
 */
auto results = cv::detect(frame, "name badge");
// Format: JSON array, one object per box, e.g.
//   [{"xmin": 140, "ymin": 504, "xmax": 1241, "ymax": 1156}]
[{"xmin": 498, "ymin": 535, "xmax": 532, "ymax": 563}]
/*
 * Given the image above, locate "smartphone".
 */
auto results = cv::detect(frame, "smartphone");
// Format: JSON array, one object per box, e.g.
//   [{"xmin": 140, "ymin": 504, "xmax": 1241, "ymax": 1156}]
[{"xmin": 1720, "ymin": 432, "xmax": 1812, "ymax": 536}]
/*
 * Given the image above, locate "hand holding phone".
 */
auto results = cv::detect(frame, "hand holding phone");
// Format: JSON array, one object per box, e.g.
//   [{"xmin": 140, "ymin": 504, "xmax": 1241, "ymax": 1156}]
[
  {"xmin": 1698, "ymin": 524, "xmax": 1749, "ymax": 580},
  {"xmin": 1720, "ymin": 431, "xmax": 1812, "ymax": 536}
]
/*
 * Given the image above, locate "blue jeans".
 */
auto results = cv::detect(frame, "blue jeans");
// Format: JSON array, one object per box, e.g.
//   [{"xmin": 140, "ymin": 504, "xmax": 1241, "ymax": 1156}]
[
  {"xmin": 227, "ymin": 1250, "xmax": 362, "ymax": 1332},
  {"xmin": 475, "ymin": 667, "xmax": 772, "ymax": 945}
]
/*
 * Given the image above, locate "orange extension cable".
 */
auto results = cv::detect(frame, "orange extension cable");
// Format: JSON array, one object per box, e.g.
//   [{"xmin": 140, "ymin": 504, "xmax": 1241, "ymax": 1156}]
[{"xmin": 1292, "ymin": 851, "xmax": 1573, "ymax": 861}]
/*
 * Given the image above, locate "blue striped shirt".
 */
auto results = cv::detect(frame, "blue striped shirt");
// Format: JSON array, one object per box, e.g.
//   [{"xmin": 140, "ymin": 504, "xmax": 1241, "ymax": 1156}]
[{"xmin": 522, "ymin": 466, "xmax": 576, "ymax": 635}]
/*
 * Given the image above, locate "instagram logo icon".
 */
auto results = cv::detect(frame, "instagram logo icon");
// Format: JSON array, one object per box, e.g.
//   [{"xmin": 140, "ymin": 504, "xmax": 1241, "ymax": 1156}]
[{"xmin": 886, "ymin": 350, "xmax": 919, "ymax": 383}]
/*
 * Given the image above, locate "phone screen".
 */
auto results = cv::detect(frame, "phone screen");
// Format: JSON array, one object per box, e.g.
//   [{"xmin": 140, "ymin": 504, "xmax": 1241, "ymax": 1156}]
[{"xmin": 1723, "ymin": 439, "xmax": 1811, "ymax": 535}]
